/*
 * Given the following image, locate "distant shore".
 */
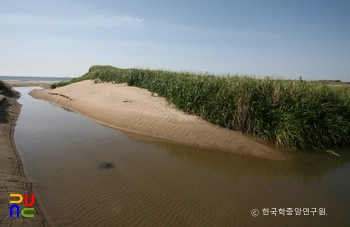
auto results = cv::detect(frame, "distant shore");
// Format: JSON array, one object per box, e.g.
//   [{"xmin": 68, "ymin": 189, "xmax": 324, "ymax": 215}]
[
  {"xmin": 0, "ymin": 89, "xmax": 52, "ymax": 226},
  {"xmin": 6, "ymin": 81, "xmax": 53, "ymax": 89},
  {"xmin": 31, "ymin": 80, "xmax": 288, "ymax": 160}
]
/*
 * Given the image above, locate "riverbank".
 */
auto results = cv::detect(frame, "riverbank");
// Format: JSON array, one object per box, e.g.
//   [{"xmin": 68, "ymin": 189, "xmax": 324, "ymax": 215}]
[
  {"xmin": 31, "ymin": 80, "xmax": 287, "ymax": 160},
  {"xmin": 6, "ymin": 81, "xmax": 53, "ymax": 89},
  {"xmin": 0, "ymin": 90, "xmax": 52, "ymax": 226},
  {"xmin": 58, "ymin": 65, "xmax": 350, "ymax": 151}
]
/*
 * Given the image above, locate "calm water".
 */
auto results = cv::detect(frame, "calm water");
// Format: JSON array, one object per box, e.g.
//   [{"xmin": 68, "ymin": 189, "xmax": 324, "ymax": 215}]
[
  {"xmin": 0, "ymin": 75, "xmax": 73, "ymax": 82},
  {"xmin": 13, "ymin": 87, "xmax": 350, "ymax": 226}
]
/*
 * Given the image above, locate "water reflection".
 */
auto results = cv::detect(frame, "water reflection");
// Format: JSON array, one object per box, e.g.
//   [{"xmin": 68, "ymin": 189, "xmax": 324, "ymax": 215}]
[{"xmin": 141, "ymin": 137, "xmax": 350, "ymax": 184}]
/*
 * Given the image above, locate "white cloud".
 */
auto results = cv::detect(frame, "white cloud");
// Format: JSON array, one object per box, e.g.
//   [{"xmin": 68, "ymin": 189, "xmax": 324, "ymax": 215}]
[
  {"xmin": 116, "ymin": 15, "xmax": 143, "ymax": 21},
  {"xmin": 0, "ymin": 13, "xmax": 144, "ymax": 28}
]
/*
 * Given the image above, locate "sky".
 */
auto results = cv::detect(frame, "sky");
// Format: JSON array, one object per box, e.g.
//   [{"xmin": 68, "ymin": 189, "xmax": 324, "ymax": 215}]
[{"xmin": 0, "ymin": 0, "xmax": 349, "ymax": 81}]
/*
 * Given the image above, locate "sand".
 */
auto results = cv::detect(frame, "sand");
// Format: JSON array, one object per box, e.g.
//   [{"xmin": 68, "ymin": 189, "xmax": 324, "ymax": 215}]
[
  {"xmin": 6, "ymin": 81, "xmax": 52, "ymax": 89},
  {"xmin": 31, "ymin": 80, "xmax": 287, "ymax": 160},
  {"xmin": 0, "ymin": 91, "xmax": 52, "ymax": 226}
]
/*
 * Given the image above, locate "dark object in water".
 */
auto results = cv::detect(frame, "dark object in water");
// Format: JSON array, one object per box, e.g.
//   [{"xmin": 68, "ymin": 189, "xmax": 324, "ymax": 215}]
[{"xmin": 99, "ymin": 162, "xmax": 115, "ymax": 169}]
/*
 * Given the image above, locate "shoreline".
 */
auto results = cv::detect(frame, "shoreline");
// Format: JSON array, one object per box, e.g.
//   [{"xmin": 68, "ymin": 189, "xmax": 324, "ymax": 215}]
[
  {"xmin": 31, "ymin": 80, "xmax": 288, "ymax": 160},
  {"xmin": 0, "ymin": 91, "xmax": 52, "ymax": 226},
  {"xmin": 5, "ymin": 81, "xmax": 53, "ymax": 89}
]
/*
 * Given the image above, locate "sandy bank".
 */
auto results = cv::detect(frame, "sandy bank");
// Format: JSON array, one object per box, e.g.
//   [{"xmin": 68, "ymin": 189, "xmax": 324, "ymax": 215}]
[
  {"xmin": 6, "ymin": 81, "xmax": 53, "ymax": 89},
  {"xmin": 0, "ymin": 92, "xmax": 52, "ymax": 226},
  {"xmin": 31, "ymin": 80, "xmax": 287, "ymax": 160}
]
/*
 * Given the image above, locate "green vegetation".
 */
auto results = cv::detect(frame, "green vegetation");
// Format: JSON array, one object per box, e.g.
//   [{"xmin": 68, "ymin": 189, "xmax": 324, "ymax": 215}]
[
  {"xmin": 52, "ymin": 65, "xmax": 350, "ymax": 151},
  {"xmin": 51, "ymin": 81, "xmax": 69, "ymax": 89},
  {"xmin": 0, "ymin": 80, "xmax": 12, "ymax": 94}
]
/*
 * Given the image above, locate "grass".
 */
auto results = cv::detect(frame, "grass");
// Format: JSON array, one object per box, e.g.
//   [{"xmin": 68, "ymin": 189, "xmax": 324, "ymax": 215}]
[
  {"xmin": 52, "ymin": 65, "xmax": 350, "ymax": 151},
  {"xmin": 0, "ymin": 80, "xmax": 12, "ymax": 94}
]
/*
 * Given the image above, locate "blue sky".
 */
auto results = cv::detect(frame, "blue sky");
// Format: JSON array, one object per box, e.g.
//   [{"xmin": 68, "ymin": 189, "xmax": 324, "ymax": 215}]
[{"xmin": 1, "ymin": 0, "xmax": 349, "ymax": 81}]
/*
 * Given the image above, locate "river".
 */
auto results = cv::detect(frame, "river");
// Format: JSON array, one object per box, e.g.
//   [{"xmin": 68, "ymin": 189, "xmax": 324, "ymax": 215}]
[{"xmin": 13, "ymin": 87, "xmax": 350, "ymax": 226}]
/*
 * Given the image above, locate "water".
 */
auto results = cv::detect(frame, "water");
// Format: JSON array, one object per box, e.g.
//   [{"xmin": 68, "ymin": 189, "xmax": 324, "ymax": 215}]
[
  {"xmin": 13, "ymin": 87, "xmax": 350, "ymax": 226},
  {"xmin": 0, "ymin": 75, "xmax": 73, "ymax": 82}
]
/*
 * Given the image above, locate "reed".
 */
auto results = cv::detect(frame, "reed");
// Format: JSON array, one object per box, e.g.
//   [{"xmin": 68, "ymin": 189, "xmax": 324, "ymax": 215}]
[{"xmin": 52, "ymin": 66, "xmax": 350, "ymax": 150}]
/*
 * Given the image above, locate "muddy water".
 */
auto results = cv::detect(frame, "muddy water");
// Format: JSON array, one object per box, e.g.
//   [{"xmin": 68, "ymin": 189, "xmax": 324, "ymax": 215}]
[{"xmin": 13, "ymin": 87, "xmax": 350, "ymax": 227}]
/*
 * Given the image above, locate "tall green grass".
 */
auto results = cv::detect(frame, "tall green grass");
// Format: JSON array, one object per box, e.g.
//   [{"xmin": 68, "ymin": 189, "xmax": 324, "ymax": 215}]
[
  {"xmin": 0, "ymin": 80, "xmax": 12, "ymax": 94},
  {"xmin": 52, "ymin": 65, "xmax": 350, "ymax": 150}
]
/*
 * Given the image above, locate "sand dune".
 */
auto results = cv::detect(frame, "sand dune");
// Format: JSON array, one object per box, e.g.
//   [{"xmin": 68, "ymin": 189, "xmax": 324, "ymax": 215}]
[{"xmin": 31, "ymin": 80, "xmax": 287, "ymax": 160}]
